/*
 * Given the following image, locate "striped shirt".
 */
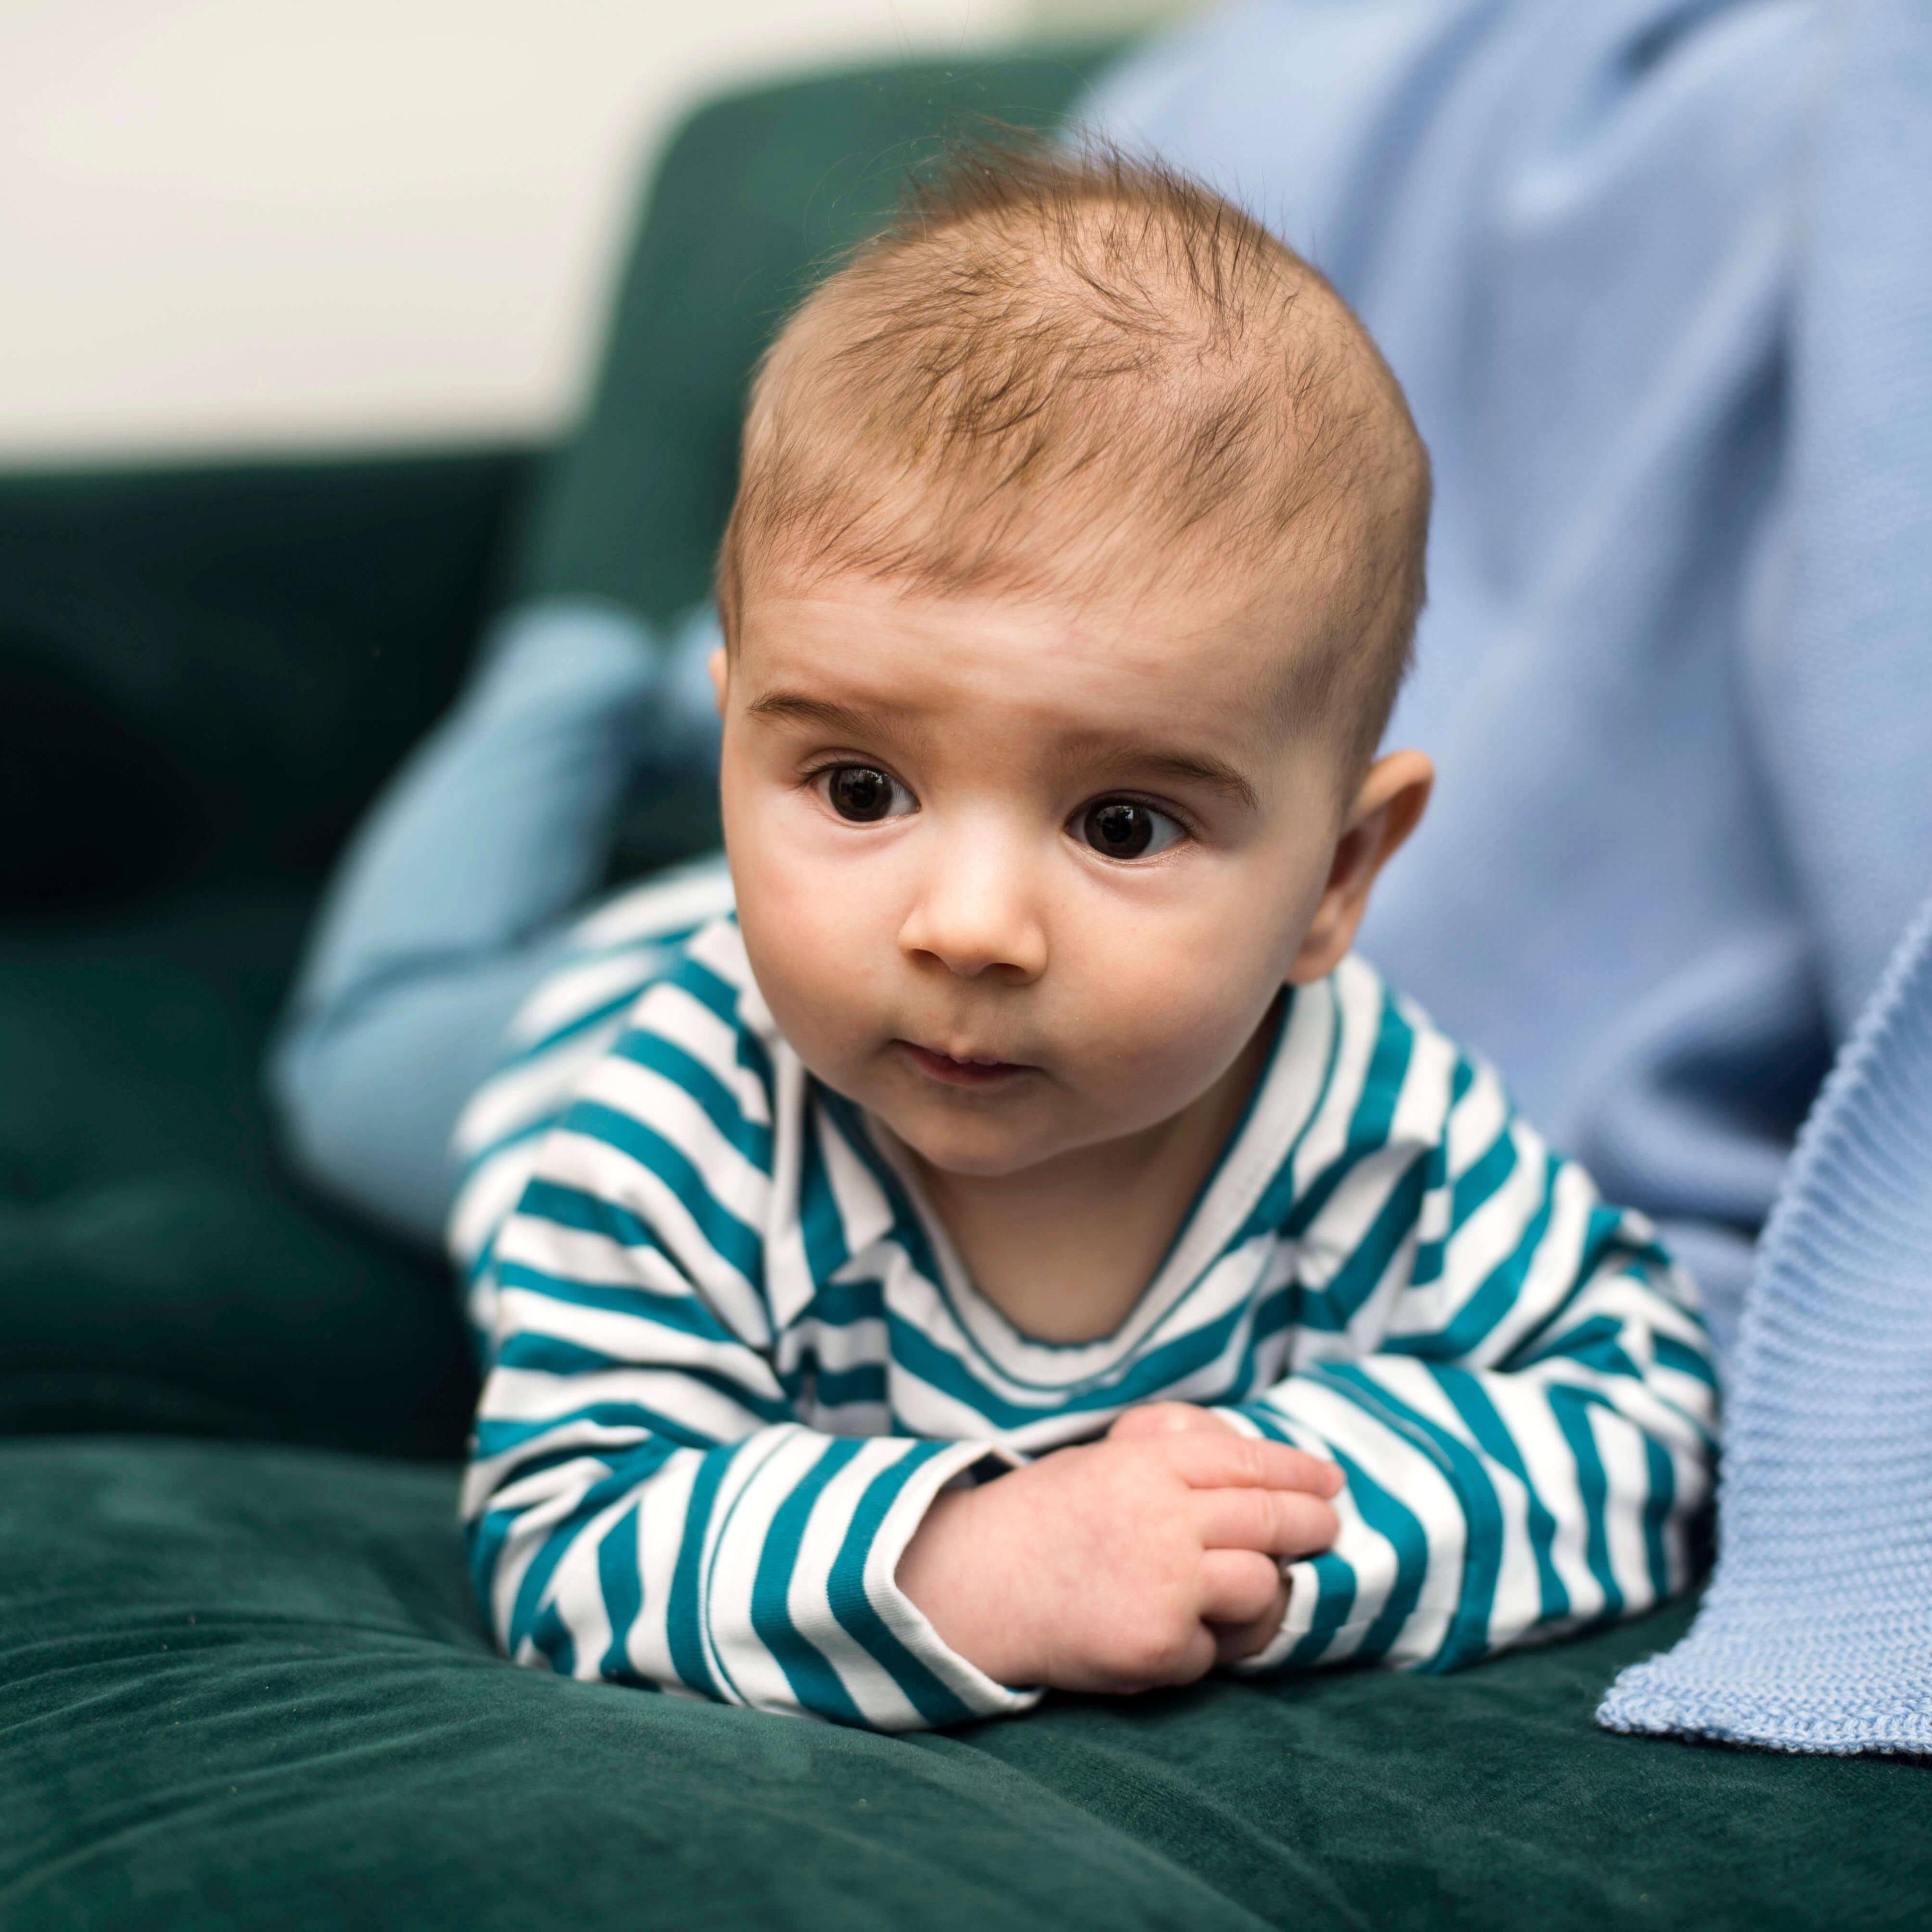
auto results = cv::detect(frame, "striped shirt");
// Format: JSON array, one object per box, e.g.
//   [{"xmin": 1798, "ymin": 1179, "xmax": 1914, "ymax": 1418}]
[{"xmin": 451, "ymin": 859, "xmax": 1718, "ymax": 1730}]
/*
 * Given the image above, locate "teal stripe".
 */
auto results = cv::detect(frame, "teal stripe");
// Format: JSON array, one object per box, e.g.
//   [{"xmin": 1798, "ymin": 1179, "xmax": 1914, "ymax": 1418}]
[
  {"xmin": 1448, "ymin": 1125, "xmax": 1517, "ymax": 1235},
  {"xmin": 748, "ymin": 1438, "xmax": 868, "ymax": 1724},
  {"xmin": 666, "ymin": 1447, "xmax": 733, "ymax": 1701},
  {"xmin": 1424, "ymin": 1150, "xmax": 1561, "ymax": 1359},
  {"xmin": 1281, "ymin": 989, "xmax": 1416, "ymax": 1242},
  {"xmin": 815, "ymin": 1362, "xmax": 889, "ymax": 1409},
  {"xmin": 1517, "ymin": 1309, "xmax": 1642, "ymax": 1381},
  {"xmin": 1641, "ymin": 1435, "xmax": 1677, "ymax": 1605},
  {"xmin": 1235, "ymin": 985, "xmax": 1348, "ymax": 1246},
  {"xmin": 596, "ymin": 1502, "xmax": 647, "ymax": 1683},
  {"xmin": 505, "ymin": 1462, "xmax": 642, "ymax": 1668},
  {"xmin": 492, "ymin": 1333, "xmax": 790, "ymax": 1424},
  {"xmin": 493, "ymin": 1257, "xmax": 738, "ymax": 1345},
  {"xmin": 1342, "ymin": 994, "xmax": 1412, "ymax": 1152},
  {"xmin": 826, "ymin": 1449, "xmax": 977, "ymax": 1726},
  {"xmin": 811, "ymin": 1278, "xmax": 888, "ymax": 1329},
  {"xmin": 734, "ymin": 1020, "xmax": 775, "ymax": 1102},
  {"xmin": 1314, "ymin": 1437, "xmax": 1433, "ymax": 1665},
  {"xmin": 1549, "ymin": 1386, "xmax": 1622, "ymax": 1626},
  {"xmin": 613, "ymin": 1027, "xmax": 773, "ymax": 1168},
  {"xmin": 566, "ymin": 1098, "xmax": 764, "ymax": 1286},
  {"xmin": 1300, "ymin": 1152, "xmax": 1430, "ymax": 1331},
  {"xmin": 474, "ymin": 1400, "xmax": 718, "ymax": 1460},
  {"xmin": 1434, "ymin": 1370, "xmax": 1569, "ymax": 1627},
  {"xmin": 516, "ymin": 1176, "xmax": 659, "ymax": 1250},
  {"xmin": 494, "ymin": 970, "xmax": 661, "ymax": 1070},
  {"xmin": 1319, "ymin": 1364, "xmax": 1507, "ymax": 1671},
  {"xmin": 1654, "ymin": 1331, "xmax": 1719, "ymax": 1389},
  {"xmin": 879, "ymin": 1276, "xmax": 1282, "ymax": 1427},
  {"xmin": 528, "ymin": 1596, "xmax": 576, "ymax": 1676},
  {"xmin": 1285, "ymin": 1549, "xmax": 1361, "ymax": 1669},
  {"xmin": 666, "ymin": 951, "xmax": 745, "ymax": 1029},
  {"xmin": 798, "ymin": 1120, "xmax": 853, "ymax": 1290}
]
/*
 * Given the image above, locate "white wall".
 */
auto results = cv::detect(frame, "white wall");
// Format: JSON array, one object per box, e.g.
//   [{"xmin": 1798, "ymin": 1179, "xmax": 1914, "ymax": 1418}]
[{"xmin": 0, "ymin": 1, "xmax": 1074, "ymax": 461}]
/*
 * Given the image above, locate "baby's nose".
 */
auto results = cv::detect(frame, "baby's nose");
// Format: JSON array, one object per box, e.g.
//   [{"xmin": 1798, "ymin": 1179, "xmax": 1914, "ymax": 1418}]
[{"xmin": 897, "ymin": 842, "xmax": 1048, "ymax": 983}]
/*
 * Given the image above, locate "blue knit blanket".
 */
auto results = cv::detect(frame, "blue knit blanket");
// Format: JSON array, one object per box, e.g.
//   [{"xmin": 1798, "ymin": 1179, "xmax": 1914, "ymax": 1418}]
[{"xmin": 1597, "ymin": 895, "xmax": 1932, "ymax": 1753}]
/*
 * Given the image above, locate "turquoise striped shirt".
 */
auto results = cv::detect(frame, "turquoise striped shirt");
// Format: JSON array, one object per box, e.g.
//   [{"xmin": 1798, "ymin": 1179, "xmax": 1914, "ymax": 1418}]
[{"xmin": 452, "ymin": 861, "xmax": 1717, "ymax": 1729}]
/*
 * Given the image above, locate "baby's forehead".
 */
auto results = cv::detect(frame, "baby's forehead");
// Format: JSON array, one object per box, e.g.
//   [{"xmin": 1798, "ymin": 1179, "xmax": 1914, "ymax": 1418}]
[{"xmin": 734, "ymin": 562, "xmax": 1327, "ymax": 763}]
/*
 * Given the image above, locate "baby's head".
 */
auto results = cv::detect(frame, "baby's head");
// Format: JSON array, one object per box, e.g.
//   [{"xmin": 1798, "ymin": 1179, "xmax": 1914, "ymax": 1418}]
[{"xmin": 711, "ymin": 143, "xmax": 1434, "ymax": 1180}]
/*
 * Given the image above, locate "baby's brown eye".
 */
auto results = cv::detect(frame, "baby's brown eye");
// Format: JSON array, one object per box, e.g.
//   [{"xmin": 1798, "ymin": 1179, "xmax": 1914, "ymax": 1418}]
[
  {"xmin": 825, "ymin": 765, "xmax": 906, "ymax": 823},
  {"xmin": 1078, "ymin": 799, "xmax": 1181, "ymax": 860}
]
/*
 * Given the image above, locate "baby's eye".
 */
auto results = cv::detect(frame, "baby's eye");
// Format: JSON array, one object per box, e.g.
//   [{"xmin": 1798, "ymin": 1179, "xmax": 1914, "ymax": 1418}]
[
  {"xmin": 820, "ymin": 764, "xmax": 915, "ymax": 824},
  {"xmin": 1074, "ymin": 798, "xmax": 1185, "ymax": 861}
]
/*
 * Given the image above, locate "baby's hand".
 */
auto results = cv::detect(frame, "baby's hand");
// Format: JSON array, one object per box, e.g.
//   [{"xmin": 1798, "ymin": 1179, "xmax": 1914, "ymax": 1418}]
[
  {"xmin": 1106, "ymin": 1400, "xmax": 1244, "ymax": 1443},
  {"xmin": 896, "ymin": 1424, "xmax": 1343, "ymax": 1695}
]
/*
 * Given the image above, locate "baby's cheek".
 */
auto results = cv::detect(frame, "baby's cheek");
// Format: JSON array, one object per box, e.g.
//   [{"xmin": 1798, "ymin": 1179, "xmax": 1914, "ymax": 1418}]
[
  {"xmin": 740, "ymin": 857, "xmax": 894, "ymax": 1072},
  {"xmin": 1065, "ymin": 942, "xmax": 1261, "ymax": 1097}
]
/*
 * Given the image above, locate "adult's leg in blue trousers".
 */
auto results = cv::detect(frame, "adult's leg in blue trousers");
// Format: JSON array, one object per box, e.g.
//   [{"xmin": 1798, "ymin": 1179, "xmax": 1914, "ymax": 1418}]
[{"xmin": 266, "ymin": 598, "xmax": 722, "ymax": 1247}]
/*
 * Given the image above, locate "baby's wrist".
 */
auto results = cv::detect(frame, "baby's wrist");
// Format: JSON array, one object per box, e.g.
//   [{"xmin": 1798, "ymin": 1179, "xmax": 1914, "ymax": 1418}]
[{"xmin": 895, "ymin": 1484, "xmax": 1039, "ymax": 1689}]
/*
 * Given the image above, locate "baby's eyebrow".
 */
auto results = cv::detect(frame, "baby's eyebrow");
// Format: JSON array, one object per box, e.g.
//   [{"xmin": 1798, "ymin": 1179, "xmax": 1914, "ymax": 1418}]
[
  {"xmin": 1068, "ymin": 742, "xmax": 1261, "ymax": 812},
  {"xmin": 745, "ymin": 691, "xmax": 903, "ymax": 741}
]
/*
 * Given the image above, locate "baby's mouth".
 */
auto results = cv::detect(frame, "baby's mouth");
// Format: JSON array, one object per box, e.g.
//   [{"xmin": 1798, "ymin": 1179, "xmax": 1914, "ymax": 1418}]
[{"xmin": 895, "ymin": 1041, "xmax": 1037, "ymax": 1090}]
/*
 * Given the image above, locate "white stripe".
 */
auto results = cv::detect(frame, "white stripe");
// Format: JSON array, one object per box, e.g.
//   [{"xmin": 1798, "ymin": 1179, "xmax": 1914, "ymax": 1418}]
[
  {"xmin": 570, "ymin": 863, "xmax": 735, "ymax": 949},
  {"xmin": 494, "ymin": 1282, "xmax": 785, "ymax": 1404},
  {"xmin": 633, "ymin": 979, "xmax": 775, "ymax": 1128},
  {"xmin": 483, "ymin": 1363, "xmax": 773, "ymax": 1444},
  {"xmin": 701, "ymin": 1427, "xmax": 840, "ymax": 1715},
  {"xmin": 506, "ymin": 948, "xmax": 662, "ymax": 1052},
  {"xmin": 575, "ymin": 1054, "xmax": 771, "ymax": 1233},
  {"xmin": 453, "ymin": 1017, "xmax": 628, "ymax": 1159},
  {"xmin": 449, "ymin": 1138, "xmax": 546, "ymax": 1269},
  {"xmin": 537, "ymin": 1128, "xmax": 768, "ymax": 1343},
  {"xmin": 494, "ymin": 1211, "xmax": 699, "ymax": 1302}
]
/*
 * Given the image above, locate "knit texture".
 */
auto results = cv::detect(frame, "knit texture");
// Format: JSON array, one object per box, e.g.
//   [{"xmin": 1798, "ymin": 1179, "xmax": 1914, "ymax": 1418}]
[{"xmin": 1597, "ymin": 891, "xmax": 1932, "ymax": 1753}]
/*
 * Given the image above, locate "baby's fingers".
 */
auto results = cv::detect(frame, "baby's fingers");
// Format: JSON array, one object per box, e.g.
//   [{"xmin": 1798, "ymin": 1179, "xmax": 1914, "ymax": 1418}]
[
  {"xmin": 1193, "ymin": 1483, "xmax": 1340, "ymax": 1559},
  {"xmin": 1165, "ymin": 1431, "xmax": 1345, "ymax": 1499},
  {"xmin": 1197, "ymin": 1548, "xmax": 1285, "ymax": 1628}
]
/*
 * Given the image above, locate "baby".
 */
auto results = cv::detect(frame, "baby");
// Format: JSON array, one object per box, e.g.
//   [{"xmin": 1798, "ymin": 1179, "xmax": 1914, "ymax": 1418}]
[{"xmin": 454, "ymin": 146, "xmax": 1716, "ymax": 1727}]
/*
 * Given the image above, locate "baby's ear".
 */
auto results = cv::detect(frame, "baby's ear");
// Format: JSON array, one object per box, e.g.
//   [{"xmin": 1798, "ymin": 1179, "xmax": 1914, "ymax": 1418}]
[
  {"xmin": 1287, "ymin": 749, "xmax": 1434, "ymax": 984},
  {"xmin": 708, "ymin": 647, "xmax": 729, "ymax": 716}
]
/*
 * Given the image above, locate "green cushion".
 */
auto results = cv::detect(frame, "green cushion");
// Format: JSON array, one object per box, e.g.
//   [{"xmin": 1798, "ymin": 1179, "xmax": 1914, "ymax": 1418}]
[
  {"xmin": 5, "ymin": 1437, "xmax": 1924, "ymax": 1931},
  {"xmin": 512, "ymin": 52, "xmax": 1112, "ymax": 624}
]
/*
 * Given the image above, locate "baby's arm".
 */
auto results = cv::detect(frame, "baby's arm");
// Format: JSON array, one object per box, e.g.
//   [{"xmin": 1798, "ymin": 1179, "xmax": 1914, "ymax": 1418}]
[
  {"xmin": 1214, "ymin": 1027, "xmax": 1718, "ymax": 1676},
  {"xmin": 464, "ymin": 1031, "xmax": 1019, "ymax": 1727}
]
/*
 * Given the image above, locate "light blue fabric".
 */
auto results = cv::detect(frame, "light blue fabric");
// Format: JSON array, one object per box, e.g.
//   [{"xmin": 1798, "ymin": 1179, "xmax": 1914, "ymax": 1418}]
[
  {"xmin": 1087, "ymin": 0, "xmax": 1932, "ymax": 1754},
  {"xmin": 1083, "ymin": 0, "xmax": 1932, "ymax": 1374},
  {"xmin": 267, "ymin": 597, "xmax": 721, "ymax": 1241},
  {"xmin": 1598, "ymin": 890, "xmax": 1932, "ymax": 1752}
]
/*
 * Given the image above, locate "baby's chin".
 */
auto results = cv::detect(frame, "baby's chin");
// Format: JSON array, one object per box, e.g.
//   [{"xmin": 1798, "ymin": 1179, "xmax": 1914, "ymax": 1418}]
[{"xmin": 861, "ymin": 1086, "xmax": 1076, "ymax": 1183}]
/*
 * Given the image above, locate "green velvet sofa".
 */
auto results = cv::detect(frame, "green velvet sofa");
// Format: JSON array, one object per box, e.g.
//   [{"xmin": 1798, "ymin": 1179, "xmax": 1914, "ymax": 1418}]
[{"xmin": 2, "ymin": 52, "xmax": 1925, "ymax": 1932}]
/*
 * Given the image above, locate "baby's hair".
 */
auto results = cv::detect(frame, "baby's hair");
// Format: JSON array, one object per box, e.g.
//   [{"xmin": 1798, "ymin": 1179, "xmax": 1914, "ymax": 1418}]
[{"xmin": 718, "ymin": 137, "xmax": 1431, "ymax": 778}]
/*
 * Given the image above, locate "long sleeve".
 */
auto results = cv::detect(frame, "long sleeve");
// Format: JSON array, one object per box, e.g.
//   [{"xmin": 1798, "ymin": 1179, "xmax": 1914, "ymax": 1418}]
[
  {"xmin": 1224, "ymin": 1018, "xmax": 1718, "ymax": 1676},
  {"xmin": 460, "ymin": 924, "xmax": 1036, "ymax": 1729}
]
